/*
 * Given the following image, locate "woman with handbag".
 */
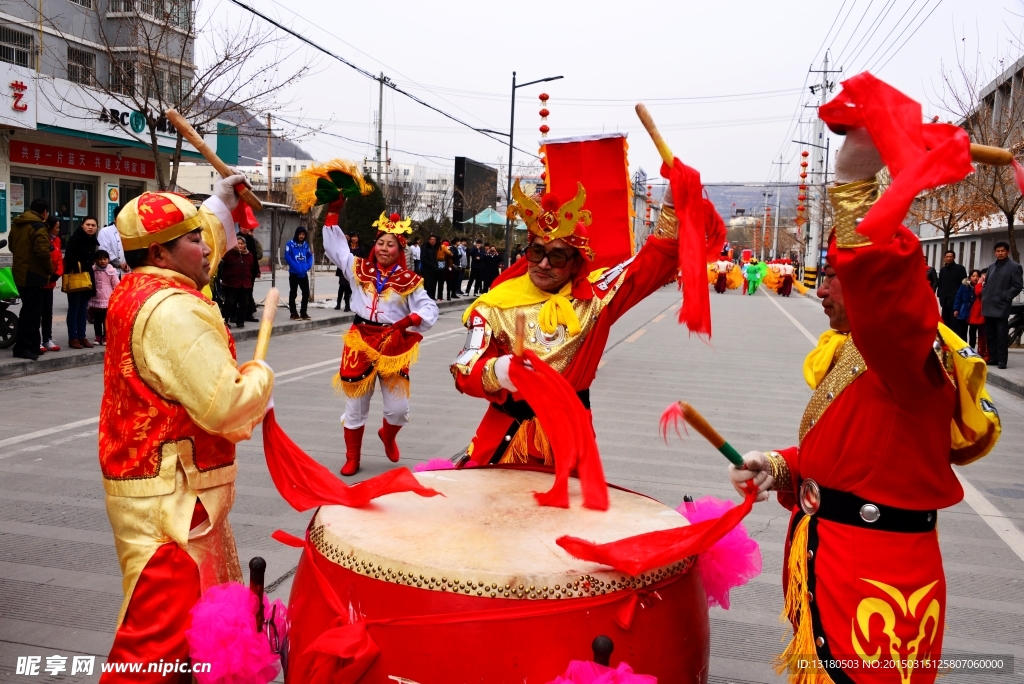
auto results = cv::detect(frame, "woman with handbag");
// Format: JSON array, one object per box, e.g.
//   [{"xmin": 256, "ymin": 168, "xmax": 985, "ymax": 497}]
[{"xmin": 63, "ymin": 216, "xmax": 99, "ymax": 349}]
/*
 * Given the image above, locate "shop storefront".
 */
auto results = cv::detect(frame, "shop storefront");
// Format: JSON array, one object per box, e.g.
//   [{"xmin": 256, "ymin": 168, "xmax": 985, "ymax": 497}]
[{"xmin": 1, "ymin": 62, "xmax": 237, "ymax": 260}]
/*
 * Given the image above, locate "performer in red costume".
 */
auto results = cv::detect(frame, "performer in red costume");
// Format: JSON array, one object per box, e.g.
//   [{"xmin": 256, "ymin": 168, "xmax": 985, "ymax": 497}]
[
  {"xmin": 728, "ymin": 75, "xmax": 1001, "ymax": 684},
  {"xmin": 98, "ymin": 177, "xmax": 274, "ymax": 683},
  {"xmin": 451, "ymin": 180, "xmax": 694, "ymax": 465},
  {"xmin": 322, "ymin": 210, "xmax": 439, "ymax": 475}
]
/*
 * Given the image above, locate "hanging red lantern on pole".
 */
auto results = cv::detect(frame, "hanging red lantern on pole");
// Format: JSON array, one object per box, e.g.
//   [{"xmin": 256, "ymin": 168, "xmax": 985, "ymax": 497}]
[{"xmin": 539, "ymin": 94, "xmax": 551, "ymax": 138}]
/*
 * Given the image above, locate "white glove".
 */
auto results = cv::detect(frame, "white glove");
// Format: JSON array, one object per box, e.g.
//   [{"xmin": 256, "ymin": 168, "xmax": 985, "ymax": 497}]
[
  {"xmin": 834, "ymin": 128, "xmax": 884, "ymax": 184},
  {"xmin": 213, "ymin": 171, "xmax": 250, "ymax": 212},
  {"xmin": 493, "ymin": 355, "xmax": 518, "ymax": 393},
  {"xmin": 729, "ymin": 450, "xmax": 774, "ymax": 502}
]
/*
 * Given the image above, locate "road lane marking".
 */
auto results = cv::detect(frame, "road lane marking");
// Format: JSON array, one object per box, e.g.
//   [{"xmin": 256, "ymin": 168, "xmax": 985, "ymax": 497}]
[
  {"xmin": 760, "ymin": 289, "xmax": 818, "ymax": 345},
  {"xmin": 955, "ymin": 471, "xmax": 1024, "ymax": 565},
  {"xmin": 625, "ymin": 329, "xmax": 647, "ymax": 343},
  {"xmin": 0, "ymin": 429, "xmax": 98, "ymax": 461},
  {"xmin": 0, "ymin": 418, "xmax": 100, "ymax": 449},
  {"xmin": 767, "ymin": 286, "xmax": 1024, "ymax": 564},
  {"xmin": 277, "ymin": 328, "xmax": 465, "ymax": 378},
  {"xmin": 598, "ymin": 359, "xmax": 608, "ymax": 369},
  {"xmin": 652, "ymin": 314, "xmax": 666, "ymax": 323}
]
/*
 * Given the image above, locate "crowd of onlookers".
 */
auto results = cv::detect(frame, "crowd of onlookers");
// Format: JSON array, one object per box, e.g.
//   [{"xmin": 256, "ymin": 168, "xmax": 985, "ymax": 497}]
[
  {"xmin": 8, "ymin": 197, "xmax": 128, "ymax": 360},
  {"xmin": 930, "ymin": 241, "xmax": 1023, "ymax": 370}
]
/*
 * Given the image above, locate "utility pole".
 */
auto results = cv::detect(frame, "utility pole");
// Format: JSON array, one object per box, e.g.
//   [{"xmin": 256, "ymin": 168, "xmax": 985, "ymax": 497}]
[
  {"xmin": 266, "ymin": 113, "xmax": 274, "ymax": 280},
  {"xmin": 376, "ymin": 73, "xmax": 384, "ymax": 184},
  {"xmin": 384, "ymin": 140, "xmax": 390, "ymax": 210},
  {"xmin": 760, "ymin": 189, "xmax": 772, "ymax": 261},
  {"xmin": 771, "ymin": 157, "xmax": 787, "ymax": 259},
  {"xmin": 805, "ymin": 53, "xmax": 842, "ymax": 287}
]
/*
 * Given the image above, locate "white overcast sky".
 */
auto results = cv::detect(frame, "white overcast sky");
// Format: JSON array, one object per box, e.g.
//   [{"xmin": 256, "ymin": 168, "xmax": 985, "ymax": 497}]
[{"xmin": 205, "ymin": 0, "xmax": 1023, "ymax": 184}]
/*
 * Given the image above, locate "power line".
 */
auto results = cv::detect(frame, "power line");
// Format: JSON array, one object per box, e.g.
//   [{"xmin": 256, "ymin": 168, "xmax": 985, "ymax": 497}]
[
  {"xmin": 868, "ymin": 0, "xmax": 945, "ymax": 73},
  {"xmin": 811, "ymin": 0, "xmax": 853, "ymax": 65},
  {"xmin": 838, "ymin": 0, "xmax": 900, "ymax": 67},
  {"xmin": 851, "ymin": 0, "xmax": 926, "ymax": 71},
  {"xmin": 276, "ymin": 116, "xmax": 455, "ymax": 163},
  {"xmin": 227, "ymin": 0, "xmax": 538, "ymax": 158},
  {"xmin": 832, "ymin": 0, "xmax": 879, "ymax": 65}
]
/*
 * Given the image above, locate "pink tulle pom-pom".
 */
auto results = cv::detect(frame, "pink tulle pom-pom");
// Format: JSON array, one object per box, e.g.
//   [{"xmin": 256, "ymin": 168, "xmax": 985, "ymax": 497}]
[
  {"xmin": 414, "ymin": 458, "xmax": 456, "ymax": 472},
  {"xmin": 677, "ymin": 496, "xmax": 761, "ymax": 609},
  {"xmin": 186, "ymin": 583, "xmax": 286, "ymax": 684},
  {"xmin": 547, "ymin": 660, "xmax": 657, "ymax": 684}
]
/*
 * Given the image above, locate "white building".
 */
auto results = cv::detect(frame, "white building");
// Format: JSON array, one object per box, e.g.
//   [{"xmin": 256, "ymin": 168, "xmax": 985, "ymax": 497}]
[{"xmin": 382, "ymin": 162, "xmax": 454, "ymax": 221}]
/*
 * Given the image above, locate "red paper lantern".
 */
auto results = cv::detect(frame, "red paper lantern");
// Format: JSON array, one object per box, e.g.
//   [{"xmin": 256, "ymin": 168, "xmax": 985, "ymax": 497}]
[
  {"xmin": 539, "ymin": 93, "xmax": 549, "ymax": 102},
  {"xmin": 539, "ymin": 124, "xmax": 550, "ymax": 134},
  {"xmin": 800, "ymin": 161, "xmax": 808, "ymax": 168},
  {"xmin": 539, "ymin": 108, "xmax": 550, "ymax": 118},
  {"xmin": 799, "ymin": 184, "xmax": 808, "ymax": 191},
  {"xmin": 800, "ymin": 172, "xmax": 808, "ymax": 179},
  {"xmin": 798, "ymin": 194, "xmax": 806, "ymax": 201},
  {"xmin": 801, "ymin": 150, "xmax": 809, "ymax": 157}
]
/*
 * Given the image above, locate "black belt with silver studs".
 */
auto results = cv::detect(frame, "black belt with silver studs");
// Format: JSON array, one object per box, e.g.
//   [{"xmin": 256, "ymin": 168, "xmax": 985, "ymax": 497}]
[{"xmin": 798, "ymin": 479, "xmax": 937, "ymax": 533}]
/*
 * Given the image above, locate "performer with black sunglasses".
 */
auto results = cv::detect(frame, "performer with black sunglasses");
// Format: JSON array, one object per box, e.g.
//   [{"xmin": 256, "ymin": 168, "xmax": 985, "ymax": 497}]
[{"xmin": 450, "ymin": 180, "xmax": 686, "ymax": 466}]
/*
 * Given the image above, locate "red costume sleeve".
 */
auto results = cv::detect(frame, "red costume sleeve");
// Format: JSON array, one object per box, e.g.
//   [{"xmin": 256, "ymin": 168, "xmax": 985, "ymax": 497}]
[
  {"xmin": 835, "ymin": 228, "xmax": 946, "ymax": 401},
  {"xmin": 599, "ymin": 236, "xmax": 678, "ymax": 323},
  {"xmin": 453, "ymin": 345, "xmax": 509, "ymax": 402},
  {"xmin": 775, "ymin": 446, "xmax": 799, "ymax": 511}
]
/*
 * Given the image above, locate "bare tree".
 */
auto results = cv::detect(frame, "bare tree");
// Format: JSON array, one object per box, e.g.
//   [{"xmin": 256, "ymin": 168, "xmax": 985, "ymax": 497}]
[
  {"xmin": 937, "ymin": 49, "xmax": 1024, "ymax": 262},
  {"xmin": 908, "ymin": 180, "xmax": 987, "ymax": 254},
  {"xmin": 33, "ymin": 0, "xmax": 313, "ymax": 190}
]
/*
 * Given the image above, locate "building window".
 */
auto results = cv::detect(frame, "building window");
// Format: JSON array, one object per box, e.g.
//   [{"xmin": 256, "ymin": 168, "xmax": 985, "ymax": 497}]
[
  {"xmin": 0, "ymin": 26, "xmax": 33, "ymax": 68},
  {"xmin": 300, "ymin": 165, "xmax": 307, "ymax": 170},
  {"xmin": 110, "ymin": 60, "xmax": 135, "ymax": 95},
  {"xmin": 69, "ymin": 0, "xmax": 94, "ymax": 7},
  {"xmin": 67, "ymin": 46, "xmax": 96, "ymax": 86},
  {"xmin": 274, "ymin": 165, "xmax": 280, "ymax": 171}
]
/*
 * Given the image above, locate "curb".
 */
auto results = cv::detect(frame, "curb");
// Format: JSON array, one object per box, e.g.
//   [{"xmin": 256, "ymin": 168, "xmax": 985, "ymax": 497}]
[
  {"xmin": 985, "ymin": 370, "xmax": 1024, "ymax": 399},
  {"xmin": 0, "ymin": 299, "xmax": 468, "ymax": 381}
]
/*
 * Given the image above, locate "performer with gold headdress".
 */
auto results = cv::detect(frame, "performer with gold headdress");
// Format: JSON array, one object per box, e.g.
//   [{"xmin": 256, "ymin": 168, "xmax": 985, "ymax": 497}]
[
  {"xmin": 98, "ymin": 174, "xmax": 274, "ymax": 681},
  {"xmin": 307, "ymin": 193, "xmax": 434, "ymax": 478},
  {"xmin": 450, "ymin": 180, "xmax": 685, "ymax": 466},
  {"xmin": 727, "ymin": 75, "xmax": 1001, "ymax": 684}
]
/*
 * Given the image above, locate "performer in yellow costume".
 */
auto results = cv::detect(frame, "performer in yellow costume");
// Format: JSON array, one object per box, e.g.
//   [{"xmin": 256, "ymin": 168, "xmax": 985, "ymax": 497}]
[{"xmin": 98, "ymin": 175, "xmax": 273, "ymax": 682}]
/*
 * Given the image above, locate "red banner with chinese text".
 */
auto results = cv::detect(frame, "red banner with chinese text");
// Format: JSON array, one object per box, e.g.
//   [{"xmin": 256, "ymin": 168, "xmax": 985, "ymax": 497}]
[{"xmin": 10, "ymin": 140, "xmax": 155, "ymax": 179}]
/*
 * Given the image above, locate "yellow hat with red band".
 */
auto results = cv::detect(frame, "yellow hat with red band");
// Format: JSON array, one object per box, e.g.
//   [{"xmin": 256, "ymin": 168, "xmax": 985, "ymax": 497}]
[{"xmin": 116, "ymin": 192, "xmax": 204, "ymax": 251}]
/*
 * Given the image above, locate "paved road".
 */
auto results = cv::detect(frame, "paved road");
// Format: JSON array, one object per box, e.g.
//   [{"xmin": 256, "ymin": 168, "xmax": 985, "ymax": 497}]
[{"xmin": 1, "ymin": 285, "xmax": 1022, "ymax": 683}]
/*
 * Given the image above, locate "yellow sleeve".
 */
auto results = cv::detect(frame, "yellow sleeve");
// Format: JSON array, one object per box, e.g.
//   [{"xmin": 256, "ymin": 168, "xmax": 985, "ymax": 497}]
[
  {"xmin": 134, "ymin": 290, "xmax": 274, "ymax": 443},
  {"xmin": 200, "ymin": 204, "xmax": 228, "ymax": 278}
]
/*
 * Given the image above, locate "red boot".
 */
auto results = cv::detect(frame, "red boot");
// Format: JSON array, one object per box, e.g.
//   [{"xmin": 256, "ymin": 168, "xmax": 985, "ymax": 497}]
[
  {"xmin": 341, "ymin": 426, "xmax": 364, "ymax": 476},
  {"xmin": 378, "ymin": 419, "xmax": 402, "ymax": 463}
]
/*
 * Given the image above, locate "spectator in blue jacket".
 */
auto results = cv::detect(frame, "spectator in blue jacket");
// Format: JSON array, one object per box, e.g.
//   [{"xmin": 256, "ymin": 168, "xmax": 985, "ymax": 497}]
[
  {"xmin": 285, "ymin": 226, "xmax": 314, "ymax": 320},
  {"xmin": 952, "ymin": 270, "xmax": 978, "ymax": 340}
]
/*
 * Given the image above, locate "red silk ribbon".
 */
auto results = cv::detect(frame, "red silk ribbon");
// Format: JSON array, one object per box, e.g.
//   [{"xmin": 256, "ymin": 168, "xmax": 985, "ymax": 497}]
[
  {"xmin": 261, "ymin": 408, "xmax": 440, "ymax": 512},
  {"xmin": 555, "ymin": 482, "xmax": 758, "ymax": 577},
  {"xmin": 507, "ymin": 350, "xmax": 608, "ymax": 510},
  {"xmin": 662, "ymin": 160, "xmax": 726, "ymax": 339}
]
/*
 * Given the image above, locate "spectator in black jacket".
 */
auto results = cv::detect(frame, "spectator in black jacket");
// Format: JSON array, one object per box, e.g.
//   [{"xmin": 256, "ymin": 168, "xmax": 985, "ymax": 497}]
[
  {"xmin": 982, "ymin": 241, "xmax": 1024, "ymax": 369},
  {"xmin": 238, "ymin": 226, "xmax": 262, "ymax": 322},
  {"xmin": 480, "ymin": 243, "xmax": 502, "ymax": 293},
  {"xmin": 9, "ymin": 198, "xmax": 54, "ymax": 360},
  {"xmin": 936, "ymin": 249, "xmax": 967, "ymax": 328},
  {"xmin": 63, "ymin": 216, "xmax": 100, "ymax": 349},
  {"xmin": 420, "ymin": 235, "xmax": 441, "ymax": 299}
]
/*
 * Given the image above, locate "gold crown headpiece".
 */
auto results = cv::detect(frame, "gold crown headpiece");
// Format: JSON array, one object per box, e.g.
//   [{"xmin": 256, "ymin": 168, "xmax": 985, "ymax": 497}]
[
  {"xmin": 508, "ymin": 180, "xmax": 594, "ymax": 258},
  {"xmin": 373, "ymin": 212, "xmax": 413, "ymax": 236}
]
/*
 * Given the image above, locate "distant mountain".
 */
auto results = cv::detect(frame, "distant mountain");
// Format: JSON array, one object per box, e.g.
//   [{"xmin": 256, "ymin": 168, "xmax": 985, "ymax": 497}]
[
  {"xmin": 704, "ymin": 184, "xmax": 798, "ymax": 220},
  {"xmin": 216, "ymin": 106, "xmax": 314, "ymax": 164}
]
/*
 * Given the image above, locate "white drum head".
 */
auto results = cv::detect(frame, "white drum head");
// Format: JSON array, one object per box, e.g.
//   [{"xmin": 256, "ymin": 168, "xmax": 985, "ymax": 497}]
[{"xmin": 311, "ymin": 468, "xmax": 693, "ymax": 599}]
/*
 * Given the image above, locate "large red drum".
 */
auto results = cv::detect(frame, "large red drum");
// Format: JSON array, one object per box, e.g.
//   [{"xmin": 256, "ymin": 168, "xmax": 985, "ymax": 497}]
[{"xmin": 286, "ymin": 468, "xmax": 710, "ymax": 683}]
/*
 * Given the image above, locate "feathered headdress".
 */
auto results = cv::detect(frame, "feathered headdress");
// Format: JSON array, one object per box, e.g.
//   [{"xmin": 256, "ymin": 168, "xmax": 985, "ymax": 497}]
[
  {"xmin": 291, "ymin": 159, "xmax": 373, "ymax": 214},
  {"xmin": 372, "ymin": 212, "xmax": 412, "ymax": 237}
]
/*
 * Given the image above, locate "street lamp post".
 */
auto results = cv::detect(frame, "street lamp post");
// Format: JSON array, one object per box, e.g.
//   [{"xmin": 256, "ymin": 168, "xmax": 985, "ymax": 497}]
[{"xmin": 503, "ymin": 71, "xmax": 563, "ymax": 268}]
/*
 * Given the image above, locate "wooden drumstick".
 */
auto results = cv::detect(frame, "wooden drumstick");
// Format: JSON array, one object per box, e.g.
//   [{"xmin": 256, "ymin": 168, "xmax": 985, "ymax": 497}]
[
  {"xmin": 635, "ymin": 103, "xmax": 674, "ymax": 166},
  {"xmin": 678, "ymin": 401, "xmax": 745, "ymax": 467},
  {"xmin": 165, "ymin": 108, "xmax": 263, "ymax": 212},
  {"xmin": 514, "ymin": 312, "xmax": 526, "ymax": 357},
  {"xmin": 970, "ymin": 143, "xmax": 1015, "ymax": 166},
  {"xmin": 253, "ymin": 288, "xmax": 279, "ymax": 362}
]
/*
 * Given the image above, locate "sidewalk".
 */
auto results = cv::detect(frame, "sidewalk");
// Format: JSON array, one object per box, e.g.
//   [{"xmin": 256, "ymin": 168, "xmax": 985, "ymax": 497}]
[
  {"xmin": 794, "ymin": 283, "xmax": 1024, "ymax": 397},
  {"xmin": 0, "ymin": 268, "xmax": 470, "ymax": 380}
]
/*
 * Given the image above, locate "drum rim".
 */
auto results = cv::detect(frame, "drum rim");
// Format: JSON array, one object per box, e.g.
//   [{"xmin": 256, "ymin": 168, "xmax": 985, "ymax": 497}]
[
  {"xmin": 310, "ymin": 468, "xmax": 697, "ymax": 600},
  {"xmin": 309, "ymin": 523, "xmax": 695, "ymax": 599}
]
